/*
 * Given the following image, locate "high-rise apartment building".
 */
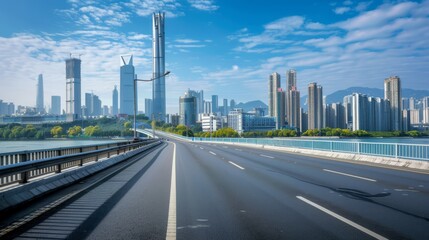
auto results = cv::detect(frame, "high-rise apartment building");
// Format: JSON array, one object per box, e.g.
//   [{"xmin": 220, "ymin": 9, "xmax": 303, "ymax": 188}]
[
  {"xmin": 120, "ymin": 55, "xmax": 135, "ymax": 115},
  {"xmin": 268, "ymin": 72, "xmax": 281, "ymax": 117},
  {"xmin": 66, "ymin": 57, "xmax": 81, "ymax": 120},
  {"xmin": 384, "ymin": 76, "xmax": 402, "ymax": 131},
  {"xmin": 308, "ymin": 83, "xmax": 323, "ymax": 130},
  {"xmin": 152, "ymin": 12, "xmax": 166, "ymax": 121},
  {"xmin": 112, "ymin": 85, "xmax": 118, "ymax": 116},
  {"xmin": 285, "ymin": 69, "xmax": 297, "ymax": 123},
  {"xmin": 51, "ymin": 96, "xmax": 61, "ymax": 115},
  {"xmin": 276, "ymin": 89, "xmax": 285, "ymax": 129},
  {"xmin": 212, "ymin": 95, "xmax": 218, "ymax": 113},
  {"xmin": 286, "ymin": 69, "xmax": 297, "ymax": 92},
  {"xmin": 36, "ymin": 74, "xmax": 44, "ymax": 114},
  {"xmin": 287, "ymin": 86, "xmax": 300, "ymax": 130}
]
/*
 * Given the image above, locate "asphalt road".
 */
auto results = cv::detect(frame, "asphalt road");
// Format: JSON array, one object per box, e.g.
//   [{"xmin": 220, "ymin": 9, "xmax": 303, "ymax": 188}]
[{"xmin": 14, "ymin": 138, "xmax": 429, "ymax": 239}]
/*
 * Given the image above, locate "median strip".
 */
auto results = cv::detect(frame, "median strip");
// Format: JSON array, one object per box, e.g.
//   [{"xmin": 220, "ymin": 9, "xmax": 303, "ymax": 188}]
[
  {"xmin": 323, "ymin": 169, "xmax": 377, "ymax": 182},
  {"xmin": 228, "ymin": 161, "xmax": 245, "ymax": 170},
  {"xmin": 296, "ymin": 196, "xmax": 387, "ymax": 240},
  {"xmin": 166, "ymin": 143, "xmax": 177, "ymax": 240}
]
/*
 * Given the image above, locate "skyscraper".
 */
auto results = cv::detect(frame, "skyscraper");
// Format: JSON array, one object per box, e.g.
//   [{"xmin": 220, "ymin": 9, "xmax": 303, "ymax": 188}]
[
  {"xmin": 288, "ymin": 86, "xmax": 300, "ymax": 130},
  {"xmin": 66, "ymin": 57, "xmax": 81, "ymax": 120},
  {"xmin": 152, "ymin": 12, "xmax": 166, "ymax": 121},
  {"xmin": 286, "ymin": 69, "xmax": 296, "ymax": 92},
  {"xmin": 276, "ymin": 89, "xmax": 285, "ymax": 129},
  {"xmin": 51, "ymin": 96, "xmax": 61, "ymax": 115},
  {"xmin": 223, "ymin": 98, "xmax": 228, "ymax": 116},
  {"xmin": 308, "ymin": 82, "xmax": 323, "ymax": 130},
  {"xmin": 145, "ymin": 98, "xmax": 153, "ymax": 118},
  {"xmin": 268, "ymin": 72, "xmax": 281, "ymax": 117},
  {"xmin": 179, "ymin": 91, "xmax": 196, "ymax": 127},
  {"xmin": 36, "ymin": 74, "xmax": 44, "ymax": 114},
  {"xmin": 212, "ymin": 95, "xmax": 218, "ymax": 113},
  {"xmin": 120, "ymin": 55, "xmax": 135, "ymax": 115},
  {"xmin": 285, "ymin": 69, "xmax": 297, "ymax": 123},
  {"xmin": 112, "ymin": 85, "xmax": 118, "ymax": 116},
  {"xmin": 384, "ymin": 76, "xmax": 402, "ymax": 131}
]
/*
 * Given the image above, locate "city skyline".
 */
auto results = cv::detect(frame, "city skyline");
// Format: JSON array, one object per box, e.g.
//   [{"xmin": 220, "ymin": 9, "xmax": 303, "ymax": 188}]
[{"xmin": 0, "ymin": 0, "xmax": 428, "ymax": 114}]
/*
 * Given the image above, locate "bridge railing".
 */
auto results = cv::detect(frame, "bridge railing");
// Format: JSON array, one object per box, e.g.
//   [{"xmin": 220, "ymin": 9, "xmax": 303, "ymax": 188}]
[
  {"xmin": 155, "ymin": 130, "xmax": 429, "ymax": 161},
  {"xmin": 0, "ymin": 139, "xmax": 159, "ymax": 187}
]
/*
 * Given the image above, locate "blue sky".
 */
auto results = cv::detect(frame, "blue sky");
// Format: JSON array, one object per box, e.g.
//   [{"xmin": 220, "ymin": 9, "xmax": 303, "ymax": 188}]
[{"xmin": 0, "ymin": 0, "xmax": 428, "ymax": 114}]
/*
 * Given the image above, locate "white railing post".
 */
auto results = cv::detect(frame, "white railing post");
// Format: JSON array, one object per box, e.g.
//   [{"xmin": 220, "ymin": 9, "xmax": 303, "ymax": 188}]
[{"xmin": 395, "ymin": 143, "xmax": 398, "ymax": 159}]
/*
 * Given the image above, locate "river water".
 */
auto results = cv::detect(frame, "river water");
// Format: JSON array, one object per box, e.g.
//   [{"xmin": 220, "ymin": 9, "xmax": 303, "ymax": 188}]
[{"xmin": 0, "ymin": 139, "xmax": 128, "ymax": 154}]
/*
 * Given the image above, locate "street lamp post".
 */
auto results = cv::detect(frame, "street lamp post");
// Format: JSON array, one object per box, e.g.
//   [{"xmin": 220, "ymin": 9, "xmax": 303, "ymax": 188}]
[{"xmin": 133, "ymin": 71, "xmax": 170, "ymax": 140}]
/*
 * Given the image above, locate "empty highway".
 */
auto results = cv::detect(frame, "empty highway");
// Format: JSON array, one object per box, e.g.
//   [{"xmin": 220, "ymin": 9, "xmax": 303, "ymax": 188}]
[{"xmin": 12, "ymin": 138, "xmax": 429, "ymax": 239}]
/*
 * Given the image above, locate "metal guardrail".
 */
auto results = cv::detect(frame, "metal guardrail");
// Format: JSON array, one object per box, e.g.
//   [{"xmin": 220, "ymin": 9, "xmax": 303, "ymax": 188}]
[
  {"xmin": 154, "ymin": 129, "xmax": 429, "ymax": 161},
  {"xmin": 0, "ymin": 139, "xmax": 160, "ymax": 187}
]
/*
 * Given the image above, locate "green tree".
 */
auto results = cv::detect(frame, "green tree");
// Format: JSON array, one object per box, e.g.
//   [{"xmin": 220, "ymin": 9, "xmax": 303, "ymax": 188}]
[
  {"xmin": 67, "ymin": 126, "xmax": 82, "ymax": 137},
  {"xmin": 50, "ymin": 126, "xmax": 63, "ymax": 138},
  {"xmin": 124, "ymin": 121, "xmax": 132, "ymax": 129}
]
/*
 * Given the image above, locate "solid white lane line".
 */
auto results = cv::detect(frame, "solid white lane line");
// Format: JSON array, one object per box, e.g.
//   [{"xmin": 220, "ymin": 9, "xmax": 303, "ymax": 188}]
[
  {"xmin": 228, "ymin": 161, "xmax": 245, "ymax": 170},
  {"xmin": 323, "ymin": 169, "xmax": 377, "ymax": 182},
  {"xmin": 260, "ymin": 154, "xmax": 274, "ymax": 159},
  {"xmin": 296, "ymin": 196, "xmax": 388, "ymax": 240},
  {"xmin": 209, "ymin": 151, "xmax": 216, "ymax": 155},
  {"xmin": 166, "ymin": 143, "xmax": 177, "ymax": 240}
]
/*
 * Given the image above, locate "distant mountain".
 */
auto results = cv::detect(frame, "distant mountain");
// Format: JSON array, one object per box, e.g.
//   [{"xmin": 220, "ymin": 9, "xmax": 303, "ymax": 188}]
[
  {"xmin": 301, "ymin": 87, "xmax": 429, "ymax": 105},
  {"xmin": 326, "ymin": 87, "xmax": 429, "ymax": 104},
  {"xmin": 235, "ymin": 100, "xmax": 268, "ymax": 112}
]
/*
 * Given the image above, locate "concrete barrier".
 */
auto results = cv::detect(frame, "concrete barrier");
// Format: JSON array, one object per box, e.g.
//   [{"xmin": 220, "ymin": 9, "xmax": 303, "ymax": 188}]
[
  {"xmin": 211, "ymin": 141, "xmax": 429, "ymax": 172},
  {"xmin": 0, "ymin": 145, "xmax": 154, "ymax": 212}
]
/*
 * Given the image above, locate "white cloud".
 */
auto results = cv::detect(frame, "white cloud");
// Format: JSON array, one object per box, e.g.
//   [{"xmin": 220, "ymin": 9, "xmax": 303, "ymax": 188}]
[
  {"xmin": 264, "ymin": 16, "xmax": 304, "ymax": 31},
  {"xmin": 188, "ymin": 0, "xmax": 219, "ymax": 11},
  {"xmin": 127, "ymin": 0, "xmax": 183, "ymax": 17},
  {"xmin": 336, "ymin": 1, "xmax": 418, "ymax": 30},
  {"xmin": 225, "ymin": 0, "xmax": 429, "ymax": 97},
  {"xmin": 175, "ymin": 39, "xmax": 200, "ymax": 43},
  {"xmin": 334, "ymin": 7, "xmax": 351, "ymax": 15}
]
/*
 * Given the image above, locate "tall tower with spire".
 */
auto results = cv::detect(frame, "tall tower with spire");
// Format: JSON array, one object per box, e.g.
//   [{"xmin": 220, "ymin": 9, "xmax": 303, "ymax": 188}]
[
  {"xmin": 152, "ymin": 12, "xmax": 166, "ymax": 121},
  {"xmin": 120, "ymin": 55, "xmax": 135, "ymax": 115},
  {"xmin": 36, "ymin": 74, "xmax": 44, "ymax": 114}
]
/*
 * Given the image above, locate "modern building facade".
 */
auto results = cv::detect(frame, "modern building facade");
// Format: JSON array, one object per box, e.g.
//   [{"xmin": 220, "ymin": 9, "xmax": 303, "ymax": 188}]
[
  {"xmin": 66, "ymin": 57, "xmax": 82, "ymax": 120},
  {"xmin": 120, "ymin": 55, "xmax": 135, "ymax": 115},
  {"xmin": 276, "ymin": 89, "xmax": 285, "ymax": 129},
  {"xmin": 204, "ymin": 101, "xmax": 212, "ymax": 114},
  {"xmin": 179, "ymin": 91, "xmax": 197, "ymax": 127},
  {"xmin": 112, "ymin": 85, "xmax": 118, "ymax": 116},
  {"xmin": 268, "ymin": 72, "xmax": 281, "ymax": 117},
  {"xmin": 285, "ymin": 69, "xmax": 297, "ymax": 123},
  {"xmin": 145, "ymin": 98, "xmax": 153, "ymax": 118},
  {"xmin": 36, "ymin": 74, "xmax": 44, "ymax": 114},
  {"xmin": 308, "ymin": 82, "xmax": 323, "ymax": 130},
  {"xmin": 211, "ymin": 95, "xmax": 218, "ymax": 113},
  {"xmin": 288, "ymin": 86, "xmax": 300, "ymax": 130},
  {"xmin": 201, "ymin": 114, "xmax": 222, "ymax": 132},
  {"xmin": 228, "ymin": 109, "xmax": 276, "ymax": 134},
  {"xmin": 223, "ymin": 98, "xmax": 228, "ymax": 116},
  {"xmin": 51, "ymin": 96, "xmax": 61, "ymax": 115},
  {"xmin": 384, "ymin": 76, "xmax": 402, "ymax": 131},
  {"xmin": 152, "ymin": 12, "xmax": 166, "ymax": 121}
]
